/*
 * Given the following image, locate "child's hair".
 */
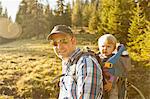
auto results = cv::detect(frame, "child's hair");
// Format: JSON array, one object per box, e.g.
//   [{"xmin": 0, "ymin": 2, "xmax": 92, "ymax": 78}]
[{"xmin": 98, "ymin": 34, "xmax": 117, "ymax": 48}]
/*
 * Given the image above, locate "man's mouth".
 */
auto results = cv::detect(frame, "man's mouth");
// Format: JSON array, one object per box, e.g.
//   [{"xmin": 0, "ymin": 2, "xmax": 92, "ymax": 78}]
[{"xmin": 58, "ymin": 51, "xmax": 66, "ymax": 54}]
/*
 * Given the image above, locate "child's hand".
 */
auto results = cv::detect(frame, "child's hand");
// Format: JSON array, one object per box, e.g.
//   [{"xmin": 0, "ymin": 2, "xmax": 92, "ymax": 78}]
[{"xmin": 104, "ymin": 80, "xmax": 113, "ymax": 92}]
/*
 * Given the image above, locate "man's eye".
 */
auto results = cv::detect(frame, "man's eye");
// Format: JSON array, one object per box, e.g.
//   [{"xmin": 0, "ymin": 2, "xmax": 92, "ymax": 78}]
[
  {"xmin": 60, "ymin": 39, "xmax": 68, "ymax": 44},
  {"xmin": 53, "ymin": 42, "xmax": 58, "ymax": 46}
]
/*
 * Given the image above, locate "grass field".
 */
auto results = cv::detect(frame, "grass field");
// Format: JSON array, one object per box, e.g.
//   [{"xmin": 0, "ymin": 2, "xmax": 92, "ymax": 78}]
[{"xmin": 0, "ymin": 34, "xmax": 149, "ymax": 99}]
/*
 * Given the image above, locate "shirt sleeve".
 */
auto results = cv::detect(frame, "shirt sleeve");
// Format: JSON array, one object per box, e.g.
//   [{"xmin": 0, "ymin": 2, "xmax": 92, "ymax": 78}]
[{"xmin": 76, "ymin": 56, "xmax": 103, "ymax": 99}]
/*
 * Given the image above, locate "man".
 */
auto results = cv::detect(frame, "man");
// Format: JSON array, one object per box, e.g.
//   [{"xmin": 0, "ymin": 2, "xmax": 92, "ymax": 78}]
[{"xmin": 47, "ymin": 25, "xmax": 103, "ymax": 99}]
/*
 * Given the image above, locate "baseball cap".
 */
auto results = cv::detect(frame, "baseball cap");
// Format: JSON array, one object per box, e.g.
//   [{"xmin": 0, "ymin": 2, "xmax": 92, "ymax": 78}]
[{"xmin": 47, "ymin": 25, "xmax": 73, "ymax": 40}]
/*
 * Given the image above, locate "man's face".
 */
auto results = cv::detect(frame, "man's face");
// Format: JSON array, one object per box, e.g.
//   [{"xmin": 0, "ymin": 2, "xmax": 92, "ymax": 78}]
[
  {"xmin": 50, "ymin": 33, "xmax": 76, "ymax": 59},
  {"xmin": 99, "ymin": 42, "xmax": 115, "ymax": 57}
]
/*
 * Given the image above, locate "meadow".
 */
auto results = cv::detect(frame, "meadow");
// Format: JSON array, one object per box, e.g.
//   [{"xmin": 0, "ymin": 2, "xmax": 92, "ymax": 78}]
[{"xmin": 0, "ymin": 34, "xmax": 149, "ymax": 99}]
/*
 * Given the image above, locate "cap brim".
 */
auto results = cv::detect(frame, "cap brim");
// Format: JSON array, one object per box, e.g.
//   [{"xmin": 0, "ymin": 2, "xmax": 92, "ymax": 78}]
[{"xmin": 47, "ymin": 31, "xmax": 66, "ymax": 40}]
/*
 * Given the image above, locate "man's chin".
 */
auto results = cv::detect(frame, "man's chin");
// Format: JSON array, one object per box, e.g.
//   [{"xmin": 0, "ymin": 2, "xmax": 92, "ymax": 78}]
[{"xmin": 57, "ymin": 54, "xmax": 66, "ymax": 59}]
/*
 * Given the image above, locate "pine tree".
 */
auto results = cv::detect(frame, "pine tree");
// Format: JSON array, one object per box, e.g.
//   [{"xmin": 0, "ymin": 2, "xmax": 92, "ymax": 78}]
[
  {"xmin": 91, "ymin": 0, "xmax": 96, "ymax": 3},
  {"xmin": 97, "ymin": 0, "xmax": 117, "ymax": 35},
  {"xmin": 53, "ymin": 0, "xmax": 71, "ymax": 26},
  {"xmin": 86, "ymin": 0, "xmax": 100, "ymax": 30},
  {"xmin": 82, "ymin": 2, "xmax": 93, "ymax": 27},
  {"xmin": 88, "ymin": 10, "xmax": 99, "ymax": 32},
  {"xmin": 127, "ymin": 2, "xmax": 147, "ymax": 60},
  {"xmin": 140, "ymin": 20, "xmax": 150, "ymax": 62},
  {"xmin": 97, "ymin": 0, "xmax": 133, "ymax": 43},
  {"xmin": 63, "ymin": 3, "xmax": 72, "ymax": 26},
  {"xmin": 3, "ymin": 8, "xmax": 8, "ymax": 18},
  {"xmin": 44, "ymin": 4, "xmax": 54, "ymax": 31},
  {"xmin": 0, "ymin": 1, "xmax": 2, "ymax": 16},
  {"xmin": 85, "ymin": 0, "xmax": 89, "ymax": 4},
  {"xmin": 16, "ymin": 0, "xmax": 27, "ymax": 30},
  {"xmin": 54, "ymin": 0, "xmax": 65, "ymax": 16},
  {"xmin": 16, "ymin": 0, "xmax": 48, "ymax": 39},
  {"xmin": 140, "ymin": 0, "xmax": 150, "ymax": 21},
  {"xmin": 72, "ymin": 0, "xmax": 82, "ymax": 27}
]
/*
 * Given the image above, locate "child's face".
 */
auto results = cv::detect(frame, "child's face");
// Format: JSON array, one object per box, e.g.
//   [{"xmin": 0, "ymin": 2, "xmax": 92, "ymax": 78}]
[{"xmin": 99, "ymin": 42, "xmax": 115, "ymax": 57}]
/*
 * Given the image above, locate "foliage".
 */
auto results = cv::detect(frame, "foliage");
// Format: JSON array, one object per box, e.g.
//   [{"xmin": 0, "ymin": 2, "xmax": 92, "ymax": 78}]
[
  {"xmin": 16, "ymin": 0, "xmax": 72, "ymax": 39},
  {"xmin": 16, "ymin": 0, "xmax": 49, "ymax": 39},
  {"xmin": 140, "ymin": 21, "xmax": 150, "ymax": 63},
  {"xmin": 88, "ymin": 11, "xmax": 99, "ymax": 32},
  {"xmin": 0, "ymin": 2, "xmax": 2, "ymax": 16},
  {"xmin": 82, "ymin": 2, "xmax": 92, "ymax": 27},
  {"xmin": 54, "ymin": 0, "xmax": 65, "ymax": 16},
  {"xmin": 127, "ymin": 2, "xmax": 147, "ymax": 61},
  {"xmin": 72, "ymin": 0, "xmax": 82, "ymax": 27},
  {"xmin": 87, "ymin": 0, "xmax": 100, "ymax": 32},
  {"xmin": 140, "ymin": 0, "xmax": 150, "ymax": 21},
  {"xmin": 97, "ymin": 0, "xmax": 133, "ymax": 44},
  {"xmin": 53, "ymin": 2, "xmax": 71, "ymax": 27}
]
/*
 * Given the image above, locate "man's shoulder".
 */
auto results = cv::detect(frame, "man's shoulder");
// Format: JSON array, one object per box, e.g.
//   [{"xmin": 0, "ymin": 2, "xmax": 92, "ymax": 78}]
[
  {"xmin": 70, "ymin": 48, "xmax": 101, "ymax": 67},
  {"xmin": 76, "ymin": 51, "xmax": 99, "ymax": 61},
  {"xmin": 75, "ymin": 52, "xmax": 101, "ymax": 68}
]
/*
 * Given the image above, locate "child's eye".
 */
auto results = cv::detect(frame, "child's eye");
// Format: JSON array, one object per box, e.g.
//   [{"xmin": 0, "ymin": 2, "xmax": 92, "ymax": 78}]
[{"xmin": 102, "ymin": 45, "xmax": 105, "ymax": 47}]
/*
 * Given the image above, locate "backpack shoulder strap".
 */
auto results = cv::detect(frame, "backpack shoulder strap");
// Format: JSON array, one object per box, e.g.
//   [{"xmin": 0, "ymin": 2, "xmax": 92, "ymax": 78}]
[
  {"xmin": 70, "ymin": 48, "xmax": 101, "ymax": 84},
  {"xmin": 71, "ymin": 48, "xmax": 101, "ymax": 65},
  {"xmin": 71, "ymin": 51, "xmax": 84, "ymax": 65},
  {"xmin": 104, "ymin": 44, "xmax": 125, "ymax": 68}
]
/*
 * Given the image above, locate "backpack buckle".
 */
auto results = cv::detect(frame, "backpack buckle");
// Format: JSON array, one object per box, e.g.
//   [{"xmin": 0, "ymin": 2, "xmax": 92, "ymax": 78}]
[{"xmin": 104, "ymin": 62, "xmax": 113, "ymax": 68}]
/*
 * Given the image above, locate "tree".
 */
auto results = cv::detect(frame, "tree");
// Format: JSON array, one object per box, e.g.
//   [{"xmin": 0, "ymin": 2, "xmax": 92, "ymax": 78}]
[
  {"xmin": 72, "ymin": 0, "xmax": 82, "ymax": 27},
  {"xmin": 91, "ymin": 0, "xmax": 96, "ymax": 3},
  {"xmin": 127, "ymin": 2, "xmax": 147, "ymax": 61},
  {"xmin": 82, "ymin": 2, "xmax": 92, "ymax": 27},
  {"xmin": 97, "ymin": 0, "xmax": 117, "ymax": 35},
  {"xmin": 16, "ymin": 0, "xmax": 28, "ymax": 38},
  {"xmin": 88, "ymin": 10, "xmax": 99, "ymax": 32},
  {"xmin": 0, "ymin": 2, "xmax": 2, "ymax": 16},
  {"xmin": 43, "ymin": 4, "xmax": 54, "ymax": 32},
  {"xmin": 54, "ymin": 0, "xmax": 65, "ymax": 16},
  {"xmin": 97, "ymin": 0, "xmax": 133, "ymax": 43},
  {"xmin": 53, "ymin": 0, "xmax": 71, "ymax": 26},
  {"xmin": 63, "ymin": 3, "xmax": 72, "ymax": 26},
  {"xmin": 140, "ymin": 21, "xmax": 150, "ymax": 62},
  {"xmin": 16, "ymin": 0, "xmax": 49, "ymax": 39},
  {"xmin": 140, "ymin": 0, "xmax": 150, "ymax": 21},
  {"xmin": 85, "ymin": 0, "xmax": 89, "ymax": 4}
]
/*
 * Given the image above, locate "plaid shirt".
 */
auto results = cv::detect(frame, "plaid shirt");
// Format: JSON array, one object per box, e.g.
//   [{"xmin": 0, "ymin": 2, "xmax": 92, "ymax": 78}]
[{"xmin": 59, "ymin": 48, "xmax": 103, "ymax": 99}]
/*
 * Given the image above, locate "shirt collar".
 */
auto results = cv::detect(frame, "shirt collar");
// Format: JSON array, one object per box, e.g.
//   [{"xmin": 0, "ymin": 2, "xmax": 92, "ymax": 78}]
[
  {"xmin": 62, "ymin": 48, "xmax": 81, "ymax": 65},
  {"xmin": 70, "ymin": 48, "xmax": 81, "ymax": 61}
]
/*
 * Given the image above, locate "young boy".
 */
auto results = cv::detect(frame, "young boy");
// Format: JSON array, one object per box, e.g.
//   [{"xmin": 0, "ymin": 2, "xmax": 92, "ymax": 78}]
[{"xmin": 98, "ymin": 34, "xmax": 131, "ymax": 99}]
